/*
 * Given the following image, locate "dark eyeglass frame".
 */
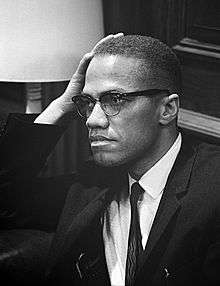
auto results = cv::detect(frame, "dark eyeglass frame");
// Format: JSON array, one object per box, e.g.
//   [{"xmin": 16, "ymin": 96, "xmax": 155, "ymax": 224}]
[{"xmin": 72, "ymin": 88, "xmax": 170, "ymax": 118}]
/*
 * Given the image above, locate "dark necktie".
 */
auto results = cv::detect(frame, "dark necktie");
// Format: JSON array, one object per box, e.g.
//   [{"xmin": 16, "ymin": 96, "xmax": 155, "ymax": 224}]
[{"xmin": 125, "ymin": 182, "xmax": 144, "ymax": 286}]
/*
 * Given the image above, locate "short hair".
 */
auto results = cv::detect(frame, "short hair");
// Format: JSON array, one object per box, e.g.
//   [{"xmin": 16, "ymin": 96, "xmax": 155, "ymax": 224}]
[{"xmin": 94, "ymin": 35, "xmax": 182, "ymax": 95}]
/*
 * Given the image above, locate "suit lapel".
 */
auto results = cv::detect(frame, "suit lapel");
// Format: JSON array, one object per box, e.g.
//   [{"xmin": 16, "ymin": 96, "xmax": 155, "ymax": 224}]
[
  {"xmin": 46, "ymin": 181, "xmax": 112, "ymax": 277},
  {"xmin": 138, "ymin": 135, "xmax": 198, "ymax": 270},
  {"xmin": 73, "ymin": 170, "xmax": 127, "ymax": 285},
  {"xmin": 74, "ymin": 213, "xmax": 110, "ymax": 285}
]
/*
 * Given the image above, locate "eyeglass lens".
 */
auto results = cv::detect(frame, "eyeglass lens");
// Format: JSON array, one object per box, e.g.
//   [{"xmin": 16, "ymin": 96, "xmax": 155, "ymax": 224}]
[{"xmin": 75, "ymin": 94, "xmax": 121, "ymax": 118}]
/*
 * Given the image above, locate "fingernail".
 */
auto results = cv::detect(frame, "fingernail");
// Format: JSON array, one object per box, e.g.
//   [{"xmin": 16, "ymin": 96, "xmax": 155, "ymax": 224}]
[{"xmin": 114, "ymin": 32, "xmax": 124, "ymax": 37}]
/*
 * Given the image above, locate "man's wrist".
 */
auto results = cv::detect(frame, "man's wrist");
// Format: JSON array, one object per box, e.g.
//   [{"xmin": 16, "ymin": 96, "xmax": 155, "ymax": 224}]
[{"xmin": 34, "ymin": 99, "xmax": 67, "ymax": 125}]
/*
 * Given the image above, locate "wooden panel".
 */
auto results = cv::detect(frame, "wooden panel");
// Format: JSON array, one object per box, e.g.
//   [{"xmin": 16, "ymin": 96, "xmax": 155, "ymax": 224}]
[
  {"xmin": 177, "ymin": 55, "xmax": 220, "ymax": 117},
  {"xmin": 102, "ymin": 0, "xmax": 168, "ymax": 39},
  {"xmin": 166, "ymin": 0, "xmax": 220, "ymax": 137},
  {"xmin": 186, "ymin": 0, "xmax": 220, "ymax": 45},
  {"xmin": 178, "ymin": 108, "xmax": 220, "ymax": 139}
]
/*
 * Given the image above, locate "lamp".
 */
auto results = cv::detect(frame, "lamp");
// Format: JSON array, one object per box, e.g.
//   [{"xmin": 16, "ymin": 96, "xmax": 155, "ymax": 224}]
[{"xmin": 0, "ymin": 0, "xmax": 104, "ymax": 112}]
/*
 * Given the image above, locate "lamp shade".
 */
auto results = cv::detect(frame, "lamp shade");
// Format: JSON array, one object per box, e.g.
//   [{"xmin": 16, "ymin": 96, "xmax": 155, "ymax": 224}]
[{"xmin": 0, "ymin": 0, "xmax": 104, "ymax": 82}]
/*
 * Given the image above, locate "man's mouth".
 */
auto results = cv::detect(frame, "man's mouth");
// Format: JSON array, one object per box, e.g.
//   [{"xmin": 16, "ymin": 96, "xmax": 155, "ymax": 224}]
[{"xmin": 89, "ymin": 135, "xmax": 115, "ymax": 147}]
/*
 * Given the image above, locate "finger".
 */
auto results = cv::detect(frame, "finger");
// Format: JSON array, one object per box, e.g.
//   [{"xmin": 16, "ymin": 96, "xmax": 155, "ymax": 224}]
[
  {"xmin": 73, "ymin": 52, "xmax": 94, "ymax": 78},
  {"xmin": 76, "ymin": 32, "xmax": 124, "ymax": 75},
  {"xmin": 113, "ymin": 32, "xmax": 124, "ymax": 38},
  {"xmin": 92, "ymin": 34, "xmax": 114, "ymax": 51},
  {"xmin": 72, "ymin": 33, "xmax": 125, "ymax": 79},
  {"xmin": 92, "ymin": 32, "xmax": 124, "ymax": 52}
]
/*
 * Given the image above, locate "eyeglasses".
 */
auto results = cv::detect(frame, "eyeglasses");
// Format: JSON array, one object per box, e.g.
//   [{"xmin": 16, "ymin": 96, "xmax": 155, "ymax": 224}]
[{"xmin": 72, "ymin": 89, "xmax": 170, "ymax": 118}]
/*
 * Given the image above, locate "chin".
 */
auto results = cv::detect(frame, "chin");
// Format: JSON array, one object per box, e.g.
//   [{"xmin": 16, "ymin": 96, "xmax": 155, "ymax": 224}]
[{"xmin": 93, "ymin": 152, "xmax": 125, "ymax": 167}]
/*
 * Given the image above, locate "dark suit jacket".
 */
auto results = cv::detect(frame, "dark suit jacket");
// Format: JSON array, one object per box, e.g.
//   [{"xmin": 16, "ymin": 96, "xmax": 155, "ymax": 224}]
[{"xmin": 0, "ymin": 114, "xmax": 220, "ymax": 286}]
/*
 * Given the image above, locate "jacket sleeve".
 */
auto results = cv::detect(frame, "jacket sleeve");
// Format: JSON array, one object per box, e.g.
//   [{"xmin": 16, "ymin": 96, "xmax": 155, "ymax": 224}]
[
  {"xmin": 0, "ymin": 113, "xmax": 65, "ymax": 178},
  {"xmin": 0, "ymin": 113, "xmax": 70, "ymax": 230}
]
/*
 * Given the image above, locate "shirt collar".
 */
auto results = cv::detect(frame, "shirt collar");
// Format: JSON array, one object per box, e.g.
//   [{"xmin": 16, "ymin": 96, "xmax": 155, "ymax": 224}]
[{"xmin": 129, "ymin": 133, "xmax": 182, "ymax": 199}]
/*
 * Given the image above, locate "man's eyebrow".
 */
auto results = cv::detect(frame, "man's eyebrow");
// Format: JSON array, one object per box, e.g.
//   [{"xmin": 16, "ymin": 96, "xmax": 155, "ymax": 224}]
[
  {"xmin": 101, "ymin": 90, "xmax": 122, "ymax": 94},
  {"xmin": 81, "ymin": 89, "xmax": 126, "ymax": 97},
  {"xmin": 81, "ymin": 92, "xmax": 90, "ymax": 96}
]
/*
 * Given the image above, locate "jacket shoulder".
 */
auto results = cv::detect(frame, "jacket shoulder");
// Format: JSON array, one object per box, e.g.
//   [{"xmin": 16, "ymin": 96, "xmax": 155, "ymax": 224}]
[{"xmin": 189, "ymin": 141, "xmax": 220, "ymax": 200}]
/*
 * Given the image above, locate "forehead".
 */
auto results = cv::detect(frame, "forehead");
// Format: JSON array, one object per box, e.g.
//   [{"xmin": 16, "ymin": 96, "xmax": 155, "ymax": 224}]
[{"xmin": 83, "ymin": 55, "xmax": 150, "ymax": 94}]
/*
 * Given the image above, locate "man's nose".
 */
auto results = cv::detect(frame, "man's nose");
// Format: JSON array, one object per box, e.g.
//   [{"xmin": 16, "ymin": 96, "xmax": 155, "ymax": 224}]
[{"xmin": 86, "ymin": 103, "xmax": 109, "ymax": 129}]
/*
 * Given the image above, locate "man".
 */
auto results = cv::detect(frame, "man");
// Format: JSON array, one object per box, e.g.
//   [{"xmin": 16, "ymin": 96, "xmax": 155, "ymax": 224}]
[{"xmin": 0, "ymin": 34, "xmax": 220, "ymax": 286}]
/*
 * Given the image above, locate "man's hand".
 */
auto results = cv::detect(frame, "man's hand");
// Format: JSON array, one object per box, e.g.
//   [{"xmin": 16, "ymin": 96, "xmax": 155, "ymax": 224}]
[{"xmin": 35, "ymin": 33, "xmax": 124, "ymax": 125}]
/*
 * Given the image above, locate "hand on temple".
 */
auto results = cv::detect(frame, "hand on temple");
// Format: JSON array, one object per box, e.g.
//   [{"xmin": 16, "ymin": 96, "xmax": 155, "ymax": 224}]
[{"xmin": 34, "ymin": 33, "xmax": 124, "ymax": 125}]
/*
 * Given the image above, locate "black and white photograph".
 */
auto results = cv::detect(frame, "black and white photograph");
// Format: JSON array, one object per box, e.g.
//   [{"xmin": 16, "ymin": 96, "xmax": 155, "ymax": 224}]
[{"xmin": 0, "ymin": 1, "xmax": 219, "ymax": 285}]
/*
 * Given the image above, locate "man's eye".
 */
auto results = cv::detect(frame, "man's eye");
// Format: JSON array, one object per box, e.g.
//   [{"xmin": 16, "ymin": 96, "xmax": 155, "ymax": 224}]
[
  {"xmin": 81, "ymin": 96, "xmax": 93, "ymax": 104},
  {"xmin": 110, "ymin": 95, "xmax": 123, "ymax": 104}
]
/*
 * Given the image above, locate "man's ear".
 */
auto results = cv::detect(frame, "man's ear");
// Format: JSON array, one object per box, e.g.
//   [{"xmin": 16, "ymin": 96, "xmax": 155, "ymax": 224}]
[{"xmin": 159, "ymin": 94, "xmax": 179, "ymax": 125}]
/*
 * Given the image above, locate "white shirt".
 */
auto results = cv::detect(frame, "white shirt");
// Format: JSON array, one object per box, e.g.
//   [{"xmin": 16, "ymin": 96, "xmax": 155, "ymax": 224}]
[{"xmin": 103, "ymin": 133, "xmax": 182, "ymax": 286}]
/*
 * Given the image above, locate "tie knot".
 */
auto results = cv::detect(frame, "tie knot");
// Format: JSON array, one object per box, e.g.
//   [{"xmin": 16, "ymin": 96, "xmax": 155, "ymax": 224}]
[{"xmin": 130, "ymin": 182, "xmax": 144, "ymax": 205}]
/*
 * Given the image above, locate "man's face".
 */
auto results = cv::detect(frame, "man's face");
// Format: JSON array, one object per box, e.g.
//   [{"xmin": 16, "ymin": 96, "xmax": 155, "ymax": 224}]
[{"xmin": 83, "ymin": 55, "xmax": 163, "ymax": 168}]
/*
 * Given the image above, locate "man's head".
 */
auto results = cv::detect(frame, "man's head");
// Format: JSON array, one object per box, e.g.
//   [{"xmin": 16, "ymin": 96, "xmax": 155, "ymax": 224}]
[
  {"xmin": 81, "ymin": 35, "xmax": 181, "ymax": 175},
  {"xmin": 93, "ymin": 35, "xmax": 182, "ymax": 95}
]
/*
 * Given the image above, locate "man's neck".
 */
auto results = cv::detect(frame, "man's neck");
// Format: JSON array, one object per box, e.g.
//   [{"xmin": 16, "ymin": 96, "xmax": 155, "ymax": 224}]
[{"xmin": 128, "ymin": 131, "xmax": 179, "ymax": 181}]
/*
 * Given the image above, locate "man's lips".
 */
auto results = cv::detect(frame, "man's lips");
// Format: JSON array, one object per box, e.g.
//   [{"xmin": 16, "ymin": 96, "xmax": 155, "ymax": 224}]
[
  {"xmin": 89, "ymin": 135, "xmax": 117, "ymax": 148},
  {"xmin": 89, "ymin": 135, "xmax": 114, "ymax": 142}
]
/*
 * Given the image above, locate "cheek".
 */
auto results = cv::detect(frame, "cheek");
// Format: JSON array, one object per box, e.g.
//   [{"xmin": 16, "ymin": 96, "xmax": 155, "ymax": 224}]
[
  {"xmin": 108, "ymin": 117, "xmax": 158, "ymax": 163},
  {"xmin": 119, "ymin": 116, "xmax": 157, "ymax": 150}
]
